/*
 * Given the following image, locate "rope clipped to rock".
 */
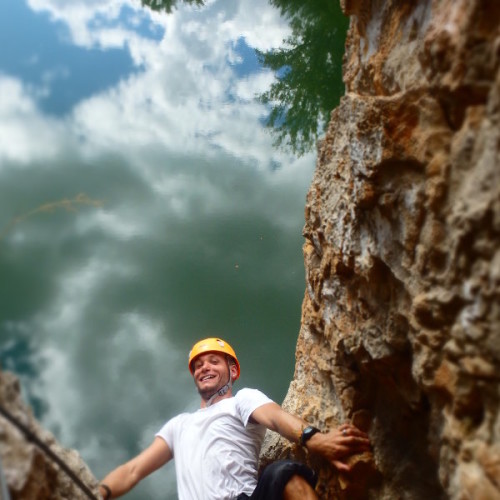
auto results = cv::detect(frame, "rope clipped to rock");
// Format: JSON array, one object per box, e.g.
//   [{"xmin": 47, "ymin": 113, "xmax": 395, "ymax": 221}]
[{"xmin": 0, "ymin": 403, "xmax": 98, "ymax": 500}]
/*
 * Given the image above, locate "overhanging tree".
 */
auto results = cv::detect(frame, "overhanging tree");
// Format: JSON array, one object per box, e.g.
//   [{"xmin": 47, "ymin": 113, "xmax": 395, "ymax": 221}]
[
  {"xmin": 141, "ymin": 0, "xmax": 204, "ymax": 14},
  {"xmin": 257, "ymin": 0, "xmax": 348, "ymax": 156}
]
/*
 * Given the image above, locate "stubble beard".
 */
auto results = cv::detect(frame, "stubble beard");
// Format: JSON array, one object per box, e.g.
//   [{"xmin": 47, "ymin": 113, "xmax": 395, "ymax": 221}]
[
  {"xmin": 198, "ymin": 385, "xmax": 216, "ymax": 401},
  {"xmin": 196, "ymin": 369, "xmax": 230, "ymax": 401}
]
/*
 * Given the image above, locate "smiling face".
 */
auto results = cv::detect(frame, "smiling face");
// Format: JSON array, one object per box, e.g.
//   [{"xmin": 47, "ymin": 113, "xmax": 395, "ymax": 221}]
[{"xmin": 192, "ymin": 352, "xmax": 236, "ymax": 402}]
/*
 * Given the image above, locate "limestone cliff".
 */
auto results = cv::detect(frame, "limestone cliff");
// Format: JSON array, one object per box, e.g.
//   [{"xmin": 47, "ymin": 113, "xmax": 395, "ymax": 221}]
[
  {"xmin": 261, "ymin": 0, "xmax": 500, "ymax": 498},
  {"xmin": 0, "ymin": 369, "xmax": 99, "ymax": 499}
]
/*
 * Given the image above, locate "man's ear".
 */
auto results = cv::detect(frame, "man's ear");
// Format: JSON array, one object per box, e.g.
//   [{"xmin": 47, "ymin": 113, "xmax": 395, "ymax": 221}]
[{"xmin": 229, "ymin": 363, "xmax": 238, "ymax": 381}]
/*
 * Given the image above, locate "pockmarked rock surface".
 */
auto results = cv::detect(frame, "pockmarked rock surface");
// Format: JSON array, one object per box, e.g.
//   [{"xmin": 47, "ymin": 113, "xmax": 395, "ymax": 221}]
[
  {"xmin": 0, "ymin": 368, "xmax": 100, "ymax": 500},
  {"xmin": 261, "ymin": 1, "xmax": 500, "ymax": 498}
]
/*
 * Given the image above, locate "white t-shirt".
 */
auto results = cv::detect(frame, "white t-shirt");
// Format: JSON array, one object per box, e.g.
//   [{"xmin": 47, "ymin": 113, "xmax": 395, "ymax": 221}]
[{"xmin": 155, "ymin": 388, "xmax": 273, "ymax": 500}]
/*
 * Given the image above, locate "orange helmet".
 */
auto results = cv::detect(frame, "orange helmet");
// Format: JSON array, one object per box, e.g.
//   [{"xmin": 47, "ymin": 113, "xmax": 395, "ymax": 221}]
[{"xmin": 188, "ymin": 338, "xmax": 240, "ymax": 380}]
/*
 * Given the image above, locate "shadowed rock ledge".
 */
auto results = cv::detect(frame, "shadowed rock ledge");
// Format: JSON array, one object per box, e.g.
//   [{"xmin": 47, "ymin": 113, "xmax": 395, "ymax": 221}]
[
  {"xmin": 0, "ymin": 369, "xmax": 99, "ymax": 499},
  {"xmin": 260, "ymin": 0, "xmax": 500, "ymax": 499}
]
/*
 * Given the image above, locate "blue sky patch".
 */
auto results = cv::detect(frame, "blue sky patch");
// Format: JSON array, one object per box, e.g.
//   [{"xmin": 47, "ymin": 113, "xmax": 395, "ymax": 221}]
[
  {"xmin": 230, "ymin": 37, "xmax": 260, "ymax": 78},
  {"xmin": 0, "ymin": 0, "xmax": 139, "ymax": 115}
]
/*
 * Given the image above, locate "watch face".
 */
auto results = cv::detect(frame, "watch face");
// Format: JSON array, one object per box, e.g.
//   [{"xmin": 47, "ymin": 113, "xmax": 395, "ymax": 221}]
[{"xmin": 301, "ymin": 426, "xmax": 320, "ymax": 445}]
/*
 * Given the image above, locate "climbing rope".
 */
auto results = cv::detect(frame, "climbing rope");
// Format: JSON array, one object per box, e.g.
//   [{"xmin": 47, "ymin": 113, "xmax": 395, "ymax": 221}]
[{"xmin": 0, "ymin": 403, "xmax": 98, "ymax": 500}]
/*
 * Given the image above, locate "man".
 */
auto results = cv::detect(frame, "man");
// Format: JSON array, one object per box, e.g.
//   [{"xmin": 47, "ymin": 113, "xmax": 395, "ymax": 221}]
[{"xmin": 98, "ymin": 338, "xmax": 370, "ymax": 499}]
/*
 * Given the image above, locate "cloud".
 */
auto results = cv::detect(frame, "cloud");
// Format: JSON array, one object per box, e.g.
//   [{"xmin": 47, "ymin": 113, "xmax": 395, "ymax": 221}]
[
  {"xmin": 0, "ymin": 75, "xmax": 71, "ymax": 164},
  {"xmin": 27, "ymin": 0, "xmax": 128, "ymax": 48},
  {"xmin": 12, "ymin": 0, "xmax": 294, "ymax": 168},
  {"xmin": 0, "ymin": 2, "xmax": 314, "ymax": 498}
]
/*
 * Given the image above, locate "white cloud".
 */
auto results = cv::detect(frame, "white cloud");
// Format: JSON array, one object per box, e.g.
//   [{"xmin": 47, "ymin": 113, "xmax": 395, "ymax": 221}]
[
  {"xmin": 27, "ymin": 0, "xmax": 127, "ymax": 48},
  {"xmin": 38, "ymin": 258, "xmax": 136, "ymax": 337},
  {"xmin": 0, "ymin": 76, "xmax": 71, "ymax": 164},
  {"xmin": 76, "ymin": 208, "xmax": 146, "ymax": 240},
  {"xmin": 218, "ymin": 0, "xmax": 289, "ymax": 51},
  {"xmin": 2, "ymin": 4, "xmax": 315, "ymax": 495},
  {"xmin": 233, "ymin": 71, "xmax": 276, "ymax": 101},
  {"xmin": 29, "ymin": 256, "xmax": 190, "ymax": 431},
  {"xmin": 13, "ymin": 0, "xmax": 299, "ymax": 175}
]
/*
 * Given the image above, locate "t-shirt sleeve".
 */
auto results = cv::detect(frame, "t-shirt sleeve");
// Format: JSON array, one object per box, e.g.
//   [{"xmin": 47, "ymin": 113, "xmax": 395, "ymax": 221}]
[
  {"xmin": 155, "ymin": 414, "xmax": 183, "ymax": 455},
  {"xmin": 235, "ymin": 388, "xmax": 274, "ymax": 426}
]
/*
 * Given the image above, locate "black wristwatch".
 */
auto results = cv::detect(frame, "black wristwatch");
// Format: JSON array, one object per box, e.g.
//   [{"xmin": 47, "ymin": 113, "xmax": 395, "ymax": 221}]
[
  {"xmin": 299, "ymin": 425, "xmax": 321, "ymax": 447},
  {"xmin": 100, "ymin": 484, "xmax": 112, "ymax": 500}
]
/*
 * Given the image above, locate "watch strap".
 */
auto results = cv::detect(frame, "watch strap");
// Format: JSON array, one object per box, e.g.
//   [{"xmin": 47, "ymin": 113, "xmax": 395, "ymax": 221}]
[
  {"xmin": 299, "ymin": 425, "xmax": 321, "ymax": 446},
  {"xmin": 100, "ymin": 484, "xmax": 112, "ymax": 500}
]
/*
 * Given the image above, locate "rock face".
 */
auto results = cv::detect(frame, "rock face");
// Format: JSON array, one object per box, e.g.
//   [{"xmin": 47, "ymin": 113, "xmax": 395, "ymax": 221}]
[
  {"xmin": 0, "ymin": 369, "xmax": 99, "ymax": 500},
  {"xmin": 261, "ymin": 0, "xmax": 500, "ymax": 499}
]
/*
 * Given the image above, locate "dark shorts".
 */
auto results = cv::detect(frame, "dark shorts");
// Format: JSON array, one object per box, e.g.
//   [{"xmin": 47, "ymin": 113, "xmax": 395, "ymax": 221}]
[{"xmin": 237, "ymin": 460, "xmax": 317, "ymax": 500}]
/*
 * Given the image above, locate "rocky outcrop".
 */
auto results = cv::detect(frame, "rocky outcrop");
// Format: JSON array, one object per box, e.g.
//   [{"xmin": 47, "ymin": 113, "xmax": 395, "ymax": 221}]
[
  {"xmin": 0, "ymin": 369, "xmax": 99, "ymax": 499},
  {"xmin": 261, "ymin": 0, "xmax": 500, "ymax": 498}
]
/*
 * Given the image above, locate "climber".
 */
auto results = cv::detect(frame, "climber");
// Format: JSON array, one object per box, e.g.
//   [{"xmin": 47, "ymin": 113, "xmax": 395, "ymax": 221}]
[{"xmin": 98, "ymin": 337, "xmax": 371, "ymax": 500}]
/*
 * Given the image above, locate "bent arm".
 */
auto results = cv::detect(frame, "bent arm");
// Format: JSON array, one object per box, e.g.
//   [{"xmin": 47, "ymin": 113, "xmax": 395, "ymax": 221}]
[
  {"xmin": 250, "ymin": 402, "xmax": 306, "ymax": 443},
  {"xmin": 250, "ymin": 403, "xmax": 370, "ymax": 471},
  {"xmin": 99, "ymin": 437, "xmax": 173, "ymax": 498}
]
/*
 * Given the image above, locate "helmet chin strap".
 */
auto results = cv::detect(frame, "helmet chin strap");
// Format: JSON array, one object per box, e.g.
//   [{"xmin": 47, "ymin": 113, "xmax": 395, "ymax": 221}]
[{"xmin": 205, "ymin": 359, "xmax": 233, "ymax": 407}]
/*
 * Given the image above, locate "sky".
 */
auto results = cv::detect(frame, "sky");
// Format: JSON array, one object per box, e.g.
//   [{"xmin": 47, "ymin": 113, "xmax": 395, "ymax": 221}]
[{"xmin": 0, "ymin": 0, "xmax": 316, "ymax": 498}]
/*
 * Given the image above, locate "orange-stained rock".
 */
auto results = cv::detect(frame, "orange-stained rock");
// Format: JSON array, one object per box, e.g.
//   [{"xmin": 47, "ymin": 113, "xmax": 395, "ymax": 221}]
[{"xmin": 261, "ymin": 0, "xmax": 500, "ymax": 498}]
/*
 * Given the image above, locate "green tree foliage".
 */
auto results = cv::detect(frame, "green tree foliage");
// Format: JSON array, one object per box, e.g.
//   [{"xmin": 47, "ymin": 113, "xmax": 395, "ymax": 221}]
[
  {"xmin": 140, "ymin": 0, "xmax": 348, "ymax": 156},
  {"xmin": 257, "ymin": 0, "xmax": 349, "ymax": 156},
  {"xmin": 141, "ymin": 0, "xmax": 204, "ymax": 14}
]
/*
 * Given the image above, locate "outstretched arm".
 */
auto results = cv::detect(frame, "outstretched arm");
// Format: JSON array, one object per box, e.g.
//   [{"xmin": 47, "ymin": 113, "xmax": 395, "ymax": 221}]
[
  {"xmin": 250, "ymin": 402, "xmax": 370, "ymax": 471},
  {"xmin": 98, "ymin": 437, "xmax": 173, "ymax": 498}
]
